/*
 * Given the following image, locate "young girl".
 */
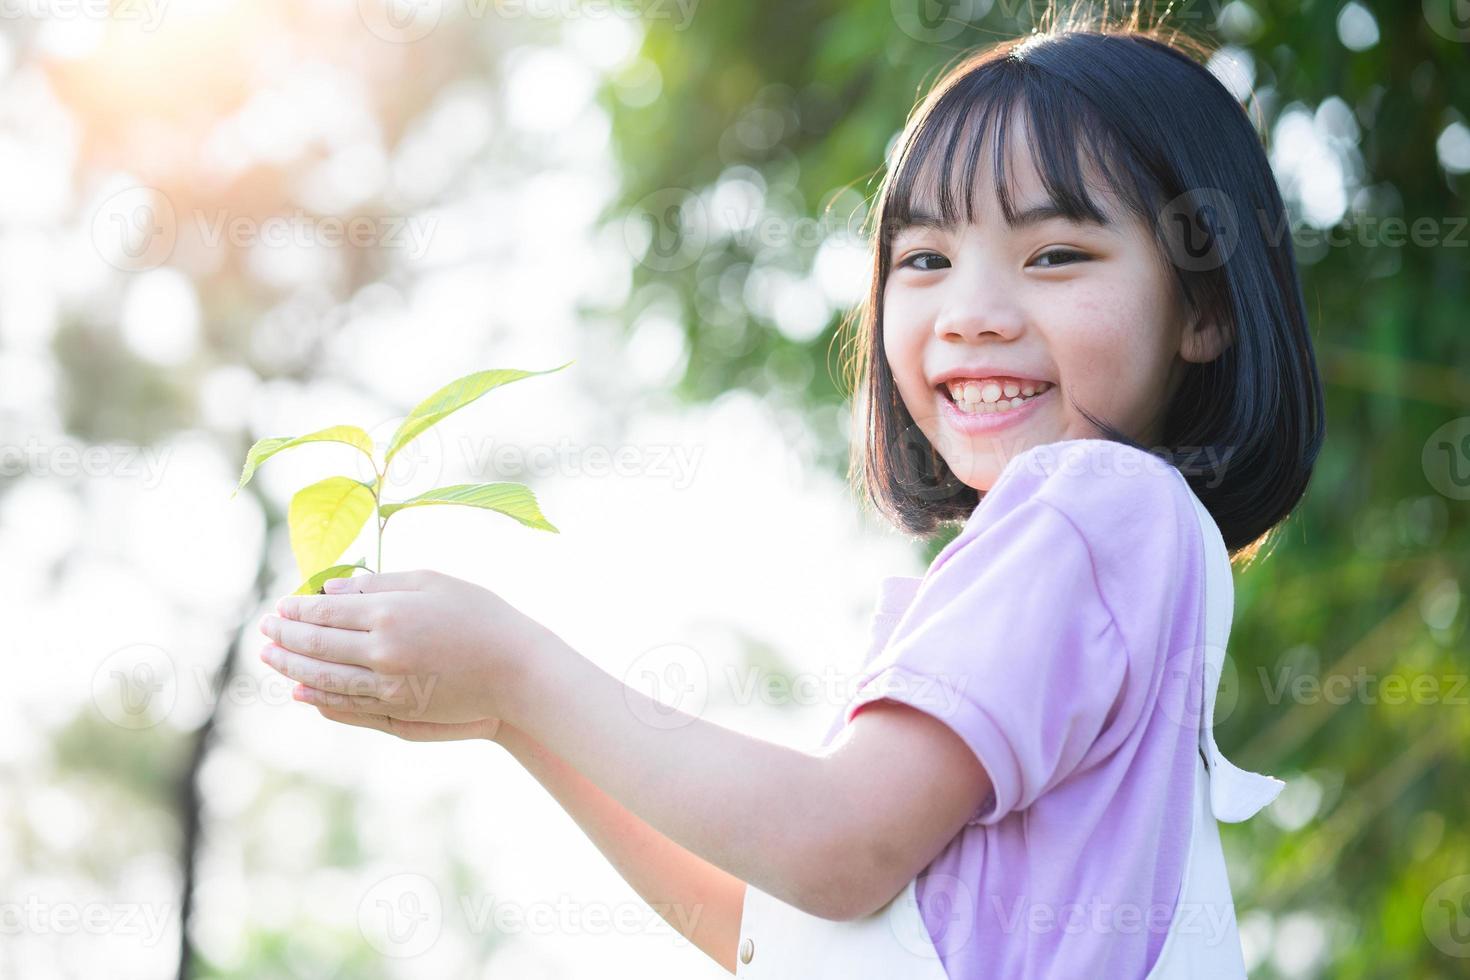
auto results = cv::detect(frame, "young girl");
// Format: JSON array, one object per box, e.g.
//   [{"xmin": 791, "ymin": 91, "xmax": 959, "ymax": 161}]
[{"xmin": 256, "ymin": 11, "xmax": 1325, "ymax": 979}]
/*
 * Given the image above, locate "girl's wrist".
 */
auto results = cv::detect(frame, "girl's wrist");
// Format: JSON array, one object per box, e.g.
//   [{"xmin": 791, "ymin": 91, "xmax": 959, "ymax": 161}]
[
  {"xmin": 489, "ymin": 723, "xmax": 542, "ymax": 771},
  {"xmin": 492, "ymin": 626, "xmax": 569, "ymax": 738}
]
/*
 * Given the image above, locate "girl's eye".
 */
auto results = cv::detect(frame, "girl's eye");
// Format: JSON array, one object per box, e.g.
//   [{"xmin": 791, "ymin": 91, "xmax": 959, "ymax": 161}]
[
  {"xmin": 1032, "ymin": 248, "xmax": 1089, "ymax": 268},
  {"xmin": 897, "ymin": 251, "xmax": 950, "ymax": 272}
]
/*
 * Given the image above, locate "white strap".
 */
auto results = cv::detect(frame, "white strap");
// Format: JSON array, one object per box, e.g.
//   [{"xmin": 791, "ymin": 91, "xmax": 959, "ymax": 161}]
[{"xmin": 1188, "ymin": 491, "xmax": 1285, "ymax": 823}]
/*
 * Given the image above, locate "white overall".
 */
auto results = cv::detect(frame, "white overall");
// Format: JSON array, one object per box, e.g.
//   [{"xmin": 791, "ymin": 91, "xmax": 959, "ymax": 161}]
[{"xmin": 733, "ymin": 491, "xmax": 1285, "ymax": 978}]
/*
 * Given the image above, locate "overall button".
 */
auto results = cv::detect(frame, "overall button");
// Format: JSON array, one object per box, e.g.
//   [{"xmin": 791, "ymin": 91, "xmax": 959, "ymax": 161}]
[{"xmin": 739, "ymin": 937, "xmax": 754, "ymax": 964}]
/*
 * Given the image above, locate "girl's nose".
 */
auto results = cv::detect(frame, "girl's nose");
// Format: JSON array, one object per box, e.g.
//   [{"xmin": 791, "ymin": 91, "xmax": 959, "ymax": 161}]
[{"xmin": 933, "ymin": 295, "xmax": 1025, "ymax": 342}]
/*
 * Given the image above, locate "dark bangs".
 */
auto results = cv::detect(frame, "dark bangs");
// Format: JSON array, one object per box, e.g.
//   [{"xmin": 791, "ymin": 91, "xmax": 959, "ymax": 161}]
[
  {"xmin": 883, "ymin": 55, "xmax": 1152, "ymax": 260},
  {"xmin": 843, "ymin": 25, "xmax": 1326, "ymax": 566}
]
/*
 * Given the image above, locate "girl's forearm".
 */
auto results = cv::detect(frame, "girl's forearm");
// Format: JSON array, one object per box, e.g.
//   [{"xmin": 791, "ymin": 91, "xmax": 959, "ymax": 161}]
[
  {"xmin": 502, "ymin": 633, "xmax": 852, "ymax": 917},
  {"xmin": 494, "ymin": 722, "xmax": 745, "ymax": 972}
]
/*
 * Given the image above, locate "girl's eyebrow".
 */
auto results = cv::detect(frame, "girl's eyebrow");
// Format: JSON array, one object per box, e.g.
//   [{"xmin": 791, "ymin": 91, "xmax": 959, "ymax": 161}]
[{"xmin": 896, "ymin": 199, "xmax": 1118, "ymax": 234}]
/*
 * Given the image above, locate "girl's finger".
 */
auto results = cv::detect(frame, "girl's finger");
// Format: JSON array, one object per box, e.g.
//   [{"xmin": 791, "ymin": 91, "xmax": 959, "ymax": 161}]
[
  {"xmin": 276, "ymin": 593, "xmax": 380, "ymax": 631},
  {"xmin": 294, "ymin": 683, "xmax": 389, "ymax": 712},
  {"xmin": 331, "ymin": 570, "xmax": 430, "ymax": 594},
  {"xmin": 260, "ymin": 614, "xmax": 373, "ymax": 667},
  {"xmin": 315, "ymin": 704, "xmax": 393, "ymax": 733},
  {"xmin": 262, "ymin": 644, "xmax": 381, "ymax": 698},
  {"xmin": 313, "ymin": 699, "xmax": 488, "ymax": 743}
]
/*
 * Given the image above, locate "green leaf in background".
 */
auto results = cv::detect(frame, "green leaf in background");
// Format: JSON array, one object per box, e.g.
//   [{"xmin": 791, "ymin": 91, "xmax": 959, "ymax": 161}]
[
  {"xmin": 378, "ymin": 482, "xmax": 558, "ymax": 532},
  {"xmin": 232, "ymin": 426, "xmax": 376, "ymax": 497},
  {"xmin": 293, "ymin": 558, "xmax": 370, "ymax": 595},
  {"xmin": 287, "ymin": 476, "xmax": 377, "ymax": 581},
  {"xmin": 382, "ymin": 362, "xmax": 574, "ymax": 468}
]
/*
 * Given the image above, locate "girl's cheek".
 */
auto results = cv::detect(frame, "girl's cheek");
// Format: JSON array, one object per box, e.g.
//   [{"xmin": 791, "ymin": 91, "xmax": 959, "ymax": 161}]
[
  {"xmin": 1061, "ymin": 332, "xmax": 1155, "ymax": 435},
  {"xmin": 879, "ymin": 311, "xmax": 929, "ymax": 423},
  {"xmin": 1051, "ymin": 288, "xmax": 1141, "ymax": 368},
  {"xmin": 881, "ymin": 300, "xmax": 916, "ymax": 363},
  {"xmin": 883, "ymin": 289, "xmax": 930, "ymax": 351}
]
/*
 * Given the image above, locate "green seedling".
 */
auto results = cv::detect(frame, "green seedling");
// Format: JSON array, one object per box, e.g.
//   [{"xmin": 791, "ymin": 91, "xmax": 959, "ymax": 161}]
[{"xmin": 231, "ymin": 363, "xmax": 570, "ymax": 594}]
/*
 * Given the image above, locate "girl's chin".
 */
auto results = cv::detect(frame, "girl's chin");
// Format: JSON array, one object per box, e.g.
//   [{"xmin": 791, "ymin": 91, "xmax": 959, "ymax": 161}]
[
  {"xmin": 938, "ymin": 454, "xmax": 1004, "ymax": 494},
  {"xmin": 941, "ymin": 435, "xmax": 1058, "ymax": 492}
]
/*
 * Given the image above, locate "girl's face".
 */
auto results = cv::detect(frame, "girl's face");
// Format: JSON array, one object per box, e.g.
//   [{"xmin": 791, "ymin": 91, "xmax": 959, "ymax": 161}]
[{"xmin": 882, "ymin": 113, "xmax": 1224, "ymax": 492}]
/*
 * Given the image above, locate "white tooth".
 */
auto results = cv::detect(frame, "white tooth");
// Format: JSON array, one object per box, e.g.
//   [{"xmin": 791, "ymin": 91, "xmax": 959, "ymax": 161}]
[{"xmin": 949, "ymin": 378, "xmax": 1053, "ymax": 413}]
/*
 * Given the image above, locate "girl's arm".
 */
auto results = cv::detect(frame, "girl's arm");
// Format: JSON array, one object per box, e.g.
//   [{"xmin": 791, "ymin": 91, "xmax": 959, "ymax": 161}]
[
  {"xmin": 264, "ymin": 572, "xmax": 989, "ymax": 921},
  {"xmin": 500, "ymin": 634, "xmax": 992, "ymax": 921},
  {"xmin": 493, "ymin": 721, "xmax": 746, "ymax": 973}
]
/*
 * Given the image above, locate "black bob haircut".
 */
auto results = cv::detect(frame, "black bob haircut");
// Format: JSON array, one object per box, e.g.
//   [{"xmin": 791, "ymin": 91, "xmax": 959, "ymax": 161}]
[{"xmin": 840, "ymin": 6, "xmax": 1326, "ymax": 566}]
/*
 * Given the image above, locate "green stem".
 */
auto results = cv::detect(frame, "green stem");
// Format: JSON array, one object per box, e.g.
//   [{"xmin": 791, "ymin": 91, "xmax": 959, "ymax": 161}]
[{"xmin": 373, "ymin": 468, "xmax": 384, "ymax": 574}]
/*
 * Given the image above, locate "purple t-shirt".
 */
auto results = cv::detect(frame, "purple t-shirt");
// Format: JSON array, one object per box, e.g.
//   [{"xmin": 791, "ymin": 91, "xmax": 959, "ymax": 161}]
[{"xmin": 825, "ymin": 438, "xmax": 1214, "ymax": 978}]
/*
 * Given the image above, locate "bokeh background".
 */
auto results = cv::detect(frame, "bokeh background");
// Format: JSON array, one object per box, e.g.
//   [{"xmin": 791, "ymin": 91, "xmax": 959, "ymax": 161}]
[{"xmin": 1, "ymin": 0, "xmax": 1468, "ymax": 977}]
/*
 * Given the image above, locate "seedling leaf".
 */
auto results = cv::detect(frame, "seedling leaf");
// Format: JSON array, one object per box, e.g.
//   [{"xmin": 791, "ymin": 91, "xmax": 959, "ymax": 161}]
[
  {"xmin": 294, "ymin": 558, "xmax": 370, "ymax": 595},
  {"xmin": 233, "ymin": 425, "xmax": 376, "ymax": 497},
  {"xmin": 288, "ymin": 476, "xmax": 378, "ymax": 581},
  {"xmin": 383, "ymin": 362, "xmax": 573, "ymax": 468},
  {"xmin": 379, "ymin": 482, "xmax": 558, "ymax": 532}
]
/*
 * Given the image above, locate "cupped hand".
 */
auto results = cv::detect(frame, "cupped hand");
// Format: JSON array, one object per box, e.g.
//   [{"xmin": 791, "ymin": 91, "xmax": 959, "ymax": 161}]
[
  {"xmin": 310, "ymin": 706, "xmax": 501, "ymax": 743},
  {"xmin": 257, "ymin": 568, "xmax": 554, "ymax": 728}
]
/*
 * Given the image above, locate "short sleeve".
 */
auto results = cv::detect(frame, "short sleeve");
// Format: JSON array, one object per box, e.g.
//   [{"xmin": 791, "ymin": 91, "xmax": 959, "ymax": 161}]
[{"xmin": 843, "ymin": 439, "xmax": 1193, "ymax": 826}]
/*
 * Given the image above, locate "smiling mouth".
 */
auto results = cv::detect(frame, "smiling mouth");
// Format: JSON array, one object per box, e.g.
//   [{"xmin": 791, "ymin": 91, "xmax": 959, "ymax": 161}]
[{"xmin": 937, "ymin": 379, "xmax": 1054, "ymax": 415}]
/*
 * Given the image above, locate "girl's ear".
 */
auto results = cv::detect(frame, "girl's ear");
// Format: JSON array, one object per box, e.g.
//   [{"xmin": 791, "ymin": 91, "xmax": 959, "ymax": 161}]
[{"xmin": 1179, "ymin": 309, "xmax": 1230, "ymax": 365}]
